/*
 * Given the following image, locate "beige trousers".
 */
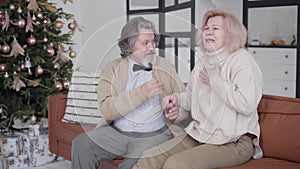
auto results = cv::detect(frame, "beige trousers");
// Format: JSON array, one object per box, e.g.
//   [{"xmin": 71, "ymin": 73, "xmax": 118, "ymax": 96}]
[{"xmin": 133, "ymin": 134, "xmax": 253, "ymax": 169}]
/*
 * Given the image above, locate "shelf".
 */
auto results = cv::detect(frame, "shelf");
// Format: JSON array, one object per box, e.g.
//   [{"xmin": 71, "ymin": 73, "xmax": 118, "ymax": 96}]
[{"xmin": 247, "ymin": 45, "xmax": 297, "ymax": 48}]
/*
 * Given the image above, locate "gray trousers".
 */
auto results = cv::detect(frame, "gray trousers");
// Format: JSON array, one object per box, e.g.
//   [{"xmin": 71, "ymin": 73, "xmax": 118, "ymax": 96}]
[
  {"xmin": 133, "ymin": 134, "xmax": 254, "ymax": 169},
  {"xmin": 71, "ymin": 125, "xmax": 173, "ymax": 169}
]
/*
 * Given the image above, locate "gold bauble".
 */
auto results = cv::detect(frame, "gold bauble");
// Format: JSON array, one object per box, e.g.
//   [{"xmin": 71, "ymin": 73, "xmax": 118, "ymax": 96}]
[
  {"xmin": 4, "ymin": 72, "xmax": 9, "ymax": 78},
  {"xmin": 69, "ymin": 50, "xmax": 77, "ymax": 58},
  {"xmin": 54, "ymin": 81, "xmax": 63, "ymax": 91},
  {"xmin": 55, "ymin": 20, "xmax": 64, "ymax": 30},
  {"xmin": 35, "ymin": 65, "xmax": 44, "ymax": 75},
  {"xmin": 31, "ymin": 114, "xmax": 37, "ymax": 124}
]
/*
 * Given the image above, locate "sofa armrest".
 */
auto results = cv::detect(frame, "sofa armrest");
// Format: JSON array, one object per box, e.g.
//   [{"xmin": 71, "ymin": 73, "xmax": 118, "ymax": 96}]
[{"xmin": 48, "ymin": 94, "xmax": 67, "ymax": 124}]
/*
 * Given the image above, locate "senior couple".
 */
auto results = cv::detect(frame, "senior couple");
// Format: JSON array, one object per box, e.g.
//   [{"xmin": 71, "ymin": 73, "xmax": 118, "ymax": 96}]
[{"xmin": 72, "ymin": 9, "xmax": 263, "ymax": 169}]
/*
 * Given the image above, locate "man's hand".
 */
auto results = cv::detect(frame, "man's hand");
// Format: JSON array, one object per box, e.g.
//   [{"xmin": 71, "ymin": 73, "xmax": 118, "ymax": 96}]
[
  {"xmin": 162, "ymin": 95, "xmax": 179, "ymax": 120},
  {"xmin": 141, "ymin": 80, "xmax": 164, "ymax": 98}
]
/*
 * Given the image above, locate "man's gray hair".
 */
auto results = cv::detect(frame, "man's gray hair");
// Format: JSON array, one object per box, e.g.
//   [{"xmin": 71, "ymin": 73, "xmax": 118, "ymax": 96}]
[{"xmin": 118, "ymin": 17, "xmax": 160, "ymax": 58}]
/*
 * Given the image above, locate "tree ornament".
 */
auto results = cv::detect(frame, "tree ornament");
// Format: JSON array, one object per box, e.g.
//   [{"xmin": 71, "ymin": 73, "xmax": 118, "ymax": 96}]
[
  {"xmin": 2, "ymin": 11, "xmax": 10, "ymax": 31},
  {"xmin": 25, "ymin": 55, "xmax": 32, "ymax": 75},
  {"xmin": 0, "ymin": 107, "xmax": 3, "ymax": 114},
  {"xmin": 63, "ymin": 78, "xmax": 70, "ymax": 89},
  {"xmin": 20, "ymin": 61, "xmax": 26, "ymax": 71},
  {"xmin": 1, "ymin": 44, "xmax": 10, "ymax": 54},
  {"xmin": 53, "ymin": 45, "xmax": 69, "ymax": 63},
  {"xmin": 27, "ymin": 0, "xmax": 39, "ymax": 12},
  {"xmin": 37, "ymin": 12, "xmax": 43, "ymax": 19},
  {"xmin": 30, "ymin": 114, "xmax": 37, "ymax": 124},
  {"xmin": 26, "ymin": 12, "xmax": 34, "ymax": 32},
  {"xmin": 11, "ymin": 76, "xmax": 26, "ymax": 91},
  {"xmin": 69, "ymin": 50, "xmax": 77, "ymax": 58},
  {"xmin": 68, "ymin": 22, "xmax": 76, "ymax": 30},
  {"xmin": 63, "ymin": 0, "xmax": 73, "ymax": 4},
  {"xmin": 43, "ymin": 18, "xmax": 51, "ymax": 24},
  {"xmin": 0, "ymin": 63, "xmax": 6, "ymax": 72},
  {"xmin": 17, "ymin": 7, "xmax": 22, "ymax": 14},
  {"xmin": 55, "ymin": 20, "xmax": 64, "ymax": 30},
  {"xmin": 17, "ymin": 18, "xmax": 26, "ymax": 28},
  {"xmin": 9, "ymin": 37, "xmax": 25, "ymax": 57},
  {"xmin": 54, "ymin": 81, "xmax": 63, "ymax": 90},
  {"xmin": 68, "ymin": 20, "xmax": 84, "ymax": 34},
  {"xmin": 9, "ymin": 4, "xmax": 15, "ymax": 10},
  {"xmin": 43, "ymin": 37, "xmax": 48, "ymax": 42},
  {"xmin": 35, "ymin": 65, "xmax": 43, "ymax": 75},
  {"xmin": 0, "ymin": 11, "xmax": 5, "ymax": 24},
  {"xmin": 4, "ymin": 72, "xmax": 9, "ymax": 78},
  {"xmin": 32, "ymin": 15, "xmax": 37, "ymax": 21},
  {"xmin": 53, "ymin": 62, "xmax": 60, "ymax": 69},
  {"xmin": 46, "ymin": 46, "xmax": 55, "ymax": 57},
  {"xmin": 27, "ymin": 35, "xmax": 36, "ymax": 45}
]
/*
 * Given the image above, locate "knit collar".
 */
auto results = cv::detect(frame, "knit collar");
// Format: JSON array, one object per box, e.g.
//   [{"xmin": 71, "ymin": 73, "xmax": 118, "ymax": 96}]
[{"xmin": 205, "ymin": 47, "xmax": 230, "ymax": 65}]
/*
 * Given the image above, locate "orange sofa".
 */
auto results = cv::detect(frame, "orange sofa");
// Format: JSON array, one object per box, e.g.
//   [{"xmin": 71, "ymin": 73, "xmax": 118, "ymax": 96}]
[{"xmin": 48, "ymin": 94, "xmax": 300, "ymax": 169}]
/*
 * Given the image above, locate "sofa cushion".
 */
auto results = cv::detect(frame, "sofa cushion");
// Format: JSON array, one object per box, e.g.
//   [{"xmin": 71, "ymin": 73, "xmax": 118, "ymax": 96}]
[
  {"xmin": 62, "ymin": 71, "xmax": 103, "ymax": 125},
  {"xmin": 258, "ymin": 95, "xmax": 300, "ymax": 163}
]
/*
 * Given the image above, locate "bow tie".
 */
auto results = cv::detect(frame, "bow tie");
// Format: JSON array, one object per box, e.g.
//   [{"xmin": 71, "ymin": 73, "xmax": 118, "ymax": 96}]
[{"xmin": 132, "ymin": 63, "xmax": 152, "ymax": 72}]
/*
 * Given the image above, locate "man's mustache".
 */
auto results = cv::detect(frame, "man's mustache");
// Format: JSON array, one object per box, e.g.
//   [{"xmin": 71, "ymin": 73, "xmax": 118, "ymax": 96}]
[{"xmin": 145, "ymin": 50, "xmax": 156, "ymax": 56}]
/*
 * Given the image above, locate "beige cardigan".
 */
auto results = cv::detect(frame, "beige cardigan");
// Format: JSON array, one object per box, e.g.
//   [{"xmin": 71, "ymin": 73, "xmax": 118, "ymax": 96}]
[{"xmin": 96, "ymin": 56, "xmax": 187, "ymax": 129}]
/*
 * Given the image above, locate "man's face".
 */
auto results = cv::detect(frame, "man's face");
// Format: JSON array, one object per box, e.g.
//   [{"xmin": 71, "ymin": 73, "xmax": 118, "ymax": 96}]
[{"xmin": 130, "ymin": 28, "xmax": 156, "ymax": 67}]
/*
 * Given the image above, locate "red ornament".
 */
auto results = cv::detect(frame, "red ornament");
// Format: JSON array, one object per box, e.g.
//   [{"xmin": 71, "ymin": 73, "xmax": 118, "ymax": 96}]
[
  {"xmin": 46, "ymin": 47, "xmax": 55, "ymax": 57},
  {"xmin": 62, "ymin": 79, "xmax": 70, "ymax": 89},
  {"xmin": 1, "ymin": 44, "xmax": 10, "ymax": 54},
  {"xmin": 0, "ymin": 63, "xmax": 6, "ymax": 72},
  {"xmin": 17, "ymin": 18, "xmax": 26, "ymax": 28},
  {"xmin": 68, "ymin": 22, "xmax": 76, "ymax": 30},
  {"xmin": 27, "ymin": 36, "xmax": 36, "ymax": 45}
]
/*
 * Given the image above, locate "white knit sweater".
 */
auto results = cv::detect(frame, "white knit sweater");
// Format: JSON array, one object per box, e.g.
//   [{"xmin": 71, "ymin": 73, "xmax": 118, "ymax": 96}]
[{"xmin": 175, "ymin": 48, "xmax": 263, "ymax": 158}]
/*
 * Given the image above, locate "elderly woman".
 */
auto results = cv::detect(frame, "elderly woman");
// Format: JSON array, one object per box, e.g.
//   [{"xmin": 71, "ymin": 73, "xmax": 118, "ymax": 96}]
[{"xmin": 133, "ymin": 9, "xmax": 263, "ymax": 169}]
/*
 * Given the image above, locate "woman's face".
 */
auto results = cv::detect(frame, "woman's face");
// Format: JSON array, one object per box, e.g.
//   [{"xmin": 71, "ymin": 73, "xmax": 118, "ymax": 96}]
[{"xmin": 202, "ymin": 16, "xmax": 226, "ymax": 53}]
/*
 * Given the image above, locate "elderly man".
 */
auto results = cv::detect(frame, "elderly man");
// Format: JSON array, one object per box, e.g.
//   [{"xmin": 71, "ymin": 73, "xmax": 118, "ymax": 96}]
[{"xmin": 71, "ymin": 17, "xmax": 187, "ymax": 169}]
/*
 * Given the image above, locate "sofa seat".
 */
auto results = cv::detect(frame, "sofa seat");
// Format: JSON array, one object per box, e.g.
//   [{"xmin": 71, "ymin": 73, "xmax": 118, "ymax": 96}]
[{"xmin": 222, "ymin": 158, "xmax": 300, "ymax": 169}]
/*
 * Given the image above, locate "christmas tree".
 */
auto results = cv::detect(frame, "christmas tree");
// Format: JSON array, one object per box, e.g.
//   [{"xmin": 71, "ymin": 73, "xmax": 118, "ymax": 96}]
[{"xmin": 0, "ymin": 0, "xmax": 79, "ymax": 130}]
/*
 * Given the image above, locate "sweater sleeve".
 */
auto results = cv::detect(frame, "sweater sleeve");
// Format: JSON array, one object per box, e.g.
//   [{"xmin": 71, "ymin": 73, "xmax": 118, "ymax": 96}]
[{"xmin": 210, "ymin": 51, "xmax": 263, "ymax": 115}]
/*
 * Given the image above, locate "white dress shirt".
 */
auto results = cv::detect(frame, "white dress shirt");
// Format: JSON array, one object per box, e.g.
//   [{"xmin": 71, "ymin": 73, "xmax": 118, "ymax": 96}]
[{"xmin": 113, "ymin": 57, "xmax": 165, "ymax": 132}]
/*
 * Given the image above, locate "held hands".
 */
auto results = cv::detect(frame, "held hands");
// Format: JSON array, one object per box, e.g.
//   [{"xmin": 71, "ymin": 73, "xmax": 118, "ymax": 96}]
[
  {"xmin": 141, "ymin": 80, "xmax": 164, "ymax": 98},
  {"xmin": 162, "ymin": 95, "xmax": 179, "ymax": 120}
]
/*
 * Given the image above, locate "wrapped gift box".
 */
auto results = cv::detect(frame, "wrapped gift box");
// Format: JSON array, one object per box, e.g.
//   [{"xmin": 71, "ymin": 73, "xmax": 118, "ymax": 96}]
[
  {"xmin": 0, "ymin": 135, "xmax": 20, "ymax": 157},
  {"xmin": 3, "ymin": 154, "xmax": 28, "ymax": 169},
  {"xmin": 28, "ymin": 134, "xmax": 56, "ymax": 166},
  {"xmin": 14, "ymin": 132, "xmax": 56, "ymax": 167}
]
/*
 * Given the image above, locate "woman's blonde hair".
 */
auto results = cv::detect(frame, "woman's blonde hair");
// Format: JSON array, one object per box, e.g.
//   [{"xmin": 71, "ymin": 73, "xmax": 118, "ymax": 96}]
[{"xmin": 197, "ymin": 9, "xmax": 247, "ymax": 53}]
